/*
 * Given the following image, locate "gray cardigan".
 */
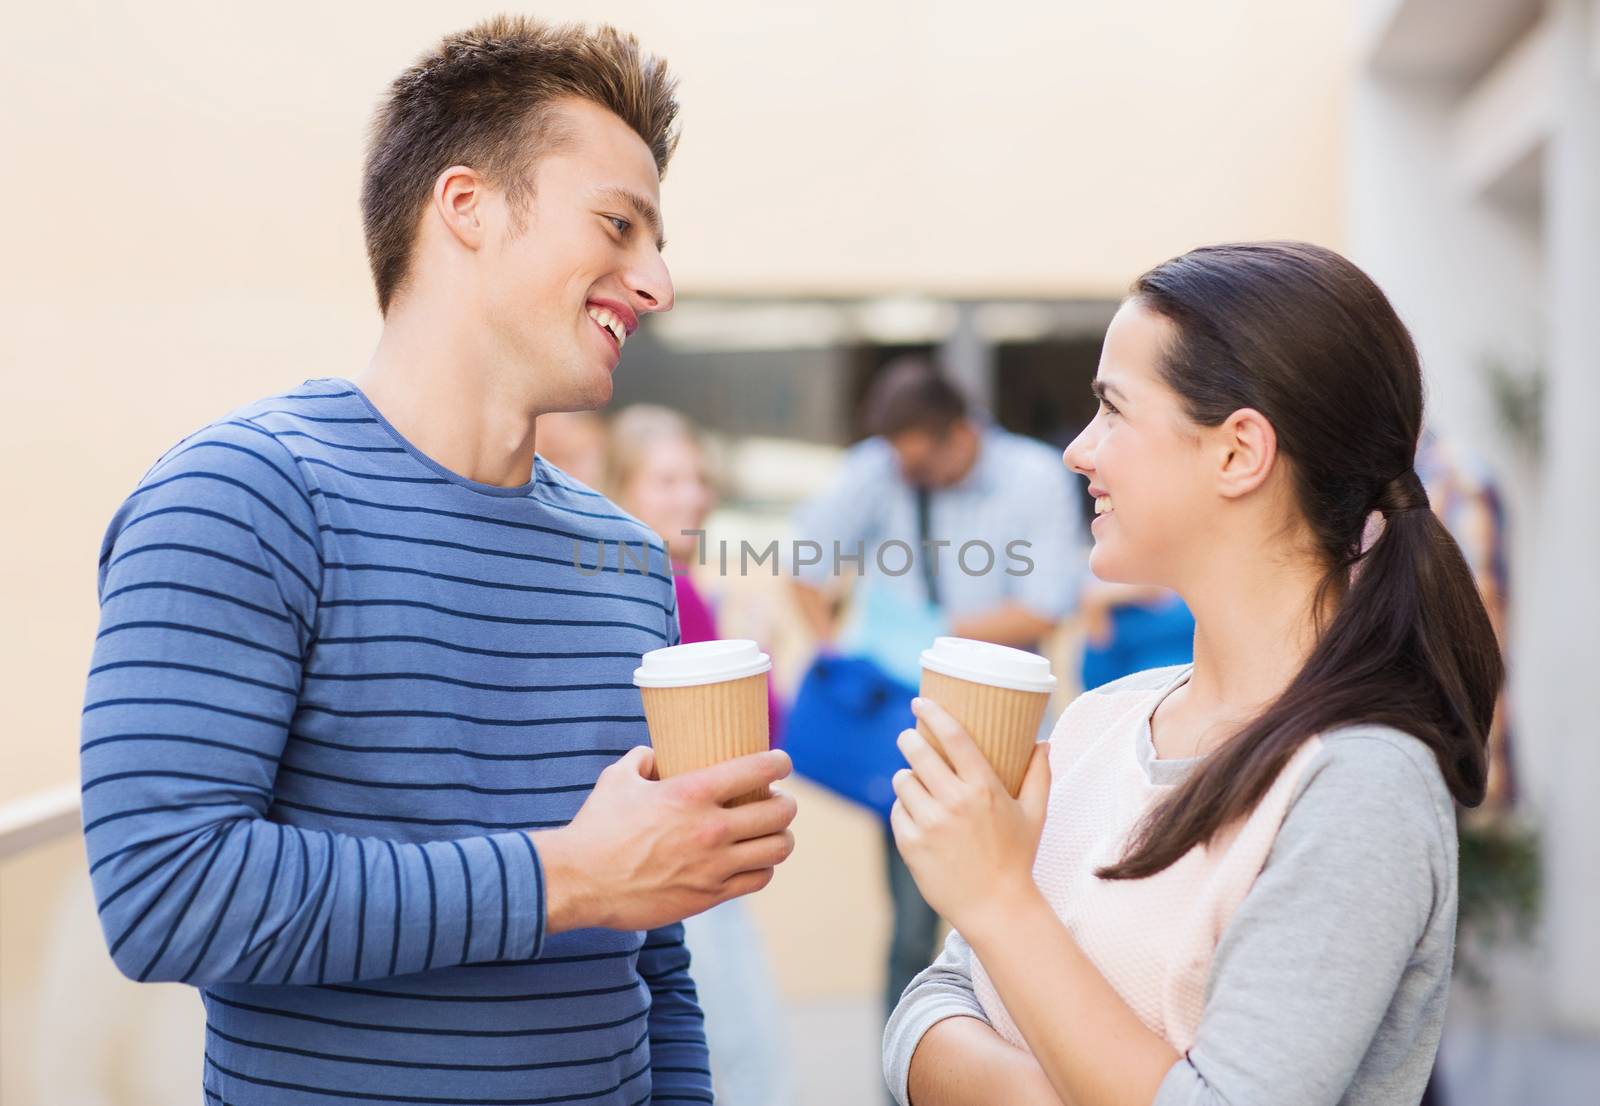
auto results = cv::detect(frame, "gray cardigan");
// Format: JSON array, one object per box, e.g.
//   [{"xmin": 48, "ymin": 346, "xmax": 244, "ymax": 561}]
[{"xmin": 883, "ymin": 726, "xmax": 1459, "ymax": 1105}]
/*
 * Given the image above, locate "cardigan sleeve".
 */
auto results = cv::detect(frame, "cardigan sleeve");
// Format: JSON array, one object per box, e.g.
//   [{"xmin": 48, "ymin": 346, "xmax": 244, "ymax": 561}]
[
  {"xmin": 1153, "ymin": 730, "xmax": 1455, "ymax": 1106},
  {"xmin": 882, "ymin": 929, "xmax": 991, "ymax": 1106}
]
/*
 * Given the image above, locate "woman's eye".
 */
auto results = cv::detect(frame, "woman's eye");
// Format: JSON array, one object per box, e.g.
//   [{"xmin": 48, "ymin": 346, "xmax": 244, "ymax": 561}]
[
  {"xmin": 607, "ymin": 215, "xmax": 630, "ymax": 234},
  {"xmin": 1099, "ymin": 399, "xmax": 1119, "ymax": 417}
]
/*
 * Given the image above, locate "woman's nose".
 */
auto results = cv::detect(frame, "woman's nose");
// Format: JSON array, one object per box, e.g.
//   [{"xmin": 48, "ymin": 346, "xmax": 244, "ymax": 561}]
[{"xmin": 1063, "ymin": 423, "xmax": 1096, "ymax": 477}]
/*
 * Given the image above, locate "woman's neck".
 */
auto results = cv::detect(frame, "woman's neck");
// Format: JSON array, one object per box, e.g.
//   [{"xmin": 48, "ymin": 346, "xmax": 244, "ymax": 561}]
[{"xmin": 1162, "ymin": 535, "xmax": 1328, "ymax": 757}]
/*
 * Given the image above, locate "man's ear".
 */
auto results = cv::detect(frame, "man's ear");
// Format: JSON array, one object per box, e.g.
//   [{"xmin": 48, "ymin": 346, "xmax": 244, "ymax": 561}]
[
  {"xmin": 1213, "ymin": 407, "xmax": 1278, "ymax": 500},
  {"xmin": 430, "ymin": 165, "xmax": 488, "ymax": 251}
]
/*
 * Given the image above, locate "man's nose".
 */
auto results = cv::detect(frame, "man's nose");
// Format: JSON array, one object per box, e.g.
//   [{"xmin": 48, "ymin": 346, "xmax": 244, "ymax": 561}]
[{"xmin": 627, "ymin": 250, "xmax": 675, "ymax": 315}]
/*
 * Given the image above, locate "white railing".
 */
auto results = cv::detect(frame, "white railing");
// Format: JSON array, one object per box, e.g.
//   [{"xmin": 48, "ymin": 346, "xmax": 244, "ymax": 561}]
[{"xmin": 0, "ymin": 782, "xmax": 80, "ymax": 861}]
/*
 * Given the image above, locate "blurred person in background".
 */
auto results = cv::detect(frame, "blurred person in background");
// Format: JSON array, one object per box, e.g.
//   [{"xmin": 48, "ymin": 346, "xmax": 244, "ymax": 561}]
[
  {"xmin": 535, "ymin": 409, "xmax": 610, "ymax": 489},
  {"xmin": 790, "ymin": 357, "xmax": 1086, "ymax": 1028},
  {"xmin": 882, "ymin": 243, "xmax": 1502, "ymax": 1106},
  {"xmin": 1414, "ymin": 429, "xmax": 1518, "ymax": 1106},
  {"xmin": 607, "ymin": 403, "xmax": 797, "ymax": 1106},
  {"xmin": 76, "ymin": 18, "xmax": 799, "ymax": 1106},
  {"xmin": 1416, "ymin": 429, "xmax": 1515, "ymax": 809}
]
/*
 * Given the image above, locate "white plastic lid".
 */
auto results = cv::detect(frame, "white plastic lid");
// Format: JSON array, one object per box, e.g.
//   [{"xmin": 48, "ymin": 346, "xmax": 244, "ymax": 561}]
[
  {"xmin": 633, "ymin": 639, "xmax": 772, "ymax": 688},
  {"xmin": 919, "ymin": 636, "xmax": 1058, "ymax": 693}
]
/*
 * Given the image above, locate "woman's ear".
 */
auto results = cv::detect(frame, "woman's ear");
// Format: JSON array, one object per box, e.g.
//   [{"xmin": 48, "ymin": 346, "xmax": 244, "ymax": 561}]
[{"xmin": 1213, "ymin": 407, "xmax": 1278, "ymax": 500}]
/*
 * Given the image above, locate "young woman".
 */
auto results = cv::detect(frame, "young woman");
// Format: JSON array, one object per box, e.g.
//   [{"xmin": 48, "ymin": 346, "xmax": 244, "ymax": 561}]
[
  {"xmin": 882, "ymin": 242, "xmax": 1501, "ymax": 1106},
  {"xmin": 605, "ymin": 404, "xmax": 795, "ymax": 1106}
]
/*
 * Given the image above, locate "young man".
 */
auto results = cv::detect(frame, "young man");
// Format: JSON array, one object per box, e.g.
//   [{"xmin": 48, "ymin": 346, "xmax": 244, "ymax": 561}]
[
  {"xmin": 80, "ymin": 17, "xmax": 795, "ymax": 1105},
  {"xmin": 790, "ymin": 358, "xmax": 1084, "ymax": 1033}
]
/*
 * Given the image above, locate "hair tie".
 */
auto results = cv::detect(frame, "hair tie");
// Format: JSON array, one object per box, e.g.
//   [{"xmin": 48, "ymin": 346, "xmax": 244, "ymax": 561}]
[{"xmin": 1374, "ymin": 469, "xmax": 1429, "ymax": 515}]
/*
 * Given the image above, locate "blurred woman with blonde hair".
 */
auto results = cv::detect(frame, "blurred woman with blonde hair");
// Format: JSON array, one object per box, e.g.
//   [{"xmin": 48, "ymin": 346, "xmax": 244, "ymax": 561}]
[{"xmin": 607, "ymin": 403, "xmax": 795, "ymax": 1106}]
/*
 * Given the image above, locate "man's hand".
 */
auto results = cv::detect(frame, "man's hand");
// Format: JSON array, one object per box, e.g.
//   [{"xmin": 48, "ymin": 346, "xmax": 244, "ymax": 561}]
[
  {"xmin": 532, "ymin": 746, "xmax": 798, "ymax": 934},
  {"xmin": 790, "ymin": 579, "xmax": 839, "ymax": 645},
  {"xmin": 948, "ymin": 601, "xmax": 1057, "ymax": 650}
]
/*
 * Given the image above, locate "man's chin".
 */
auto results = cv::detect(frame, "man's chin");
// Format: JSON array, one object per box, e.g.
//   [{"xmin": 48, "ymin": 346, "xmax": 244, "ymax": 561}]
[
  {"xmin": 575, "ymin": 372, "xmax": 614, "ymax": 411},
  {"xmin": 545, "ymin": 358, "xmax": 615, "ymax": 412}
]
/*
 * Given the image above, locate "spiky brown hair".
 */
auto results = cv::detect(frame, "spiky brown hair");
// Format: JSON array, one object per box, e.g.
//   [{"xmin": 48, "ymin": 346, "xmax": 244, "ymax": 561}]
[{"xmin": 361, "ymin": 16, "xmax": 680, "ymax": 314}]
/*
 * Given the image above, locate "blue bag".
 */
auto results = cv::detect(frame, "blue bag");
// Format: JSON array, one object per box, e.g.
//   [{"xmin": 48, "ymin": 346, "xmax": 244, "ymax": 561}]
[
  {"xmin": 784, "ymin": 653, "xmax": 916, "ymax": 821},
  {"xmin": 1081, "ymin": 595, "xmax": 1196, "ymax": 691}
]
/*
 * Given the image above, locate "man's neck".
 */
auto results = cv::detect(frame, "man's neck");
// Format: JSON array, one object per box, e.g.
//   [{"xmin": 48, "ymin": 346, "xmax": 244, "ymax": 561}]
[{"xmin": 357, "ymin": 305, "xmax": 541, "ymax": 489}]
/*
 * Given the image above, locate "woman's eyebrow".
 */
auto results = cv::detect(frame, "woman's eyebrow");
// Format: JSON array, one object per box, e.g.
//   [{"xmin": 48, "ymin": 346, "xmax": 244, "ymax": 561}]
[{"xmin": 1091, "ymin": 378, "xmax": 1128, "ymax": 404}]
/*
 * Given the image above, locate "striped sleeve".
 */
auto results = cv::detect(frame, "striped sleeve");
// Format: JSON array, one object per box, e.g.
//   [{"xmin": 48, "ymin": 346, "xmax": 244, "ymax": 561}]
[{"xmin": 80, "ymin": 421, "xmax": 546, "ymax": 986}]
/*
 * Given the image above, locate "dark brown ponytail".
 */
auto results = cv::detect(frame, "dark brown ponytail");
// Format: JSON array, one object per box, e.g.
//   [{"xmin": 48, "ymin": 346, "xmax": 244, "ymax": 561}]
[{"xmin": 1098, "ymin": 242, "xmax": 1502, "ymax": 881}]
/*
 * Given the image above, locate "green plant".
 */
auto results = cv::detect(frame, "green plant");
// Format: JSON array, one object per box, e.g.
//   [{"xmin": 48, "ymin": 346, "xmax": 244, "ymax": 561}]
[
  {"xmin": 1482, "ymin": 358, "xmax": 1544, "ymax": 457},
  {"xmin": 1454, "ymin": 812, "xmax": 1542, "ymax": 987}
]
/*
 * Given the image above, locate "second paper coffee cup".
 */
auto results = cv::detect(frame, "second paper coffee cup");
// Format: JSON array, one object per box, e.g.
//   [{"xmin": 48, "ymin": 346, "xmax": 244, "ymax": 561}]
[
  {"xmin": 917, "ymin": 636, "xmax": 1057, "ymax": 797},
  {"xmin": 633, "ymin": 639, "xmax": 772, "ymax": 805}
]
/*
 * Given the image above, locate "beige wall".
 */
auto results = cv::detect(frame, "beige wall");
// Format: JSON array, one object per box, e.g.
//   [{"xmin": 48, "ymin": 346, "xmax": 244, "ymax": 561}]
[
  {"xmin": 2, "ymin": 0, "xmax": 1346, "ymax": 799},
  {"xmin": 0, "ymin": 2, "xmax": 1346, "ymax": 1102}
]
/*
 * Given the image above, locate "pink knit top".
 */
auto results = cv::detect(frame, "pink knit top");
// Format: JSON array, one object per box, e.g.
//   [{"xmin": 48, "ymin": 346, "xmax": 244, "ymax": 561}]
[{"xmin": 972, "ymin": 666, "xmax": 1324, "ymax": 1054}]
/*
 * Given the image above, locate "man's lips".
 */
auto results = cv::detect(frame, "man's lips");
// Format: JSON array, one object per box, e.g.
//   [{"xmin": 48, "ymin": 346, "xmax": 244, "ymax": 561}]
[
  {"xmin": 585, "ymin": 297, "xmax": 638, "ymax": 336},
  {"xmin": 587, "ymin": 313, "xmax": 622, "ymax": 364},
  {"xmin": 584, "ymin": 298, "xmax": 636, "ymax": 366}
]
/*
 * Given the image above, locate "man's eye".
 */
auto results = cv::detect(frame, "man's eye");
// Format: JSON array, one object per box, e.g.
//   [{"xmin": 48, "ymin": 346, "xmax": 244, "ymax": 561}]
[{"xmin": 607, "ymin": 215, "xmax": 630, "ymax": 234}]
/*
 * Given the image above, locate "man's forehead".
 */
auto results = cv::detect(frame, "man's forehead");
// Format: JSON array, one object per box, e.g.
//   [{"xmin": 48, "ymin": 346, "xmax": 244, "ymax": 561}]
[{"xmin": 541, "ymin": 97, "xmax": 660, "ymax": 176}]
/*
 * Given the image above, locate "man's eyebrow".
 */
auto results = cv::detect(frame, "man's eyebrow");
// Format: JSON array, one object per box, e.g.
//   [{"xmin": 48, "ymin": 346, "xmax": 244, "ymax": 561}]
[{"xmin": 596, "ymin": 186, "xmax": 666, "ymax": 250}]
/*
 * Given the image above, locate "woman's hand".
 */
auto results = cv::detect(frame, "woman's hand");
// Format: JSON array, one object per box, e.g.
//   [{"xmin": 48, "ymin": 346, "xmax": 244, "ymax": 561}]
[
  {"xmin": 895, "ymin": 701, "xmax": 1178, "ymax": 1106},
  {"xmin": 890, "ymin": 697, "xmax": 1052, "ymax": 942}
]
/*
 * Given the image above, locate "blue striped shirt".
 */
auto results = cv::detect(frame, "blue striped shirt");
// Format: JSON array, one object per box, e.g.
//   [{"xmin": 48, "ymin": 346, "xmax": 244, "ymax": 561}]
[{"xmin": 80, "ymin": 379, "xmax": 710, "ymax": 1106}]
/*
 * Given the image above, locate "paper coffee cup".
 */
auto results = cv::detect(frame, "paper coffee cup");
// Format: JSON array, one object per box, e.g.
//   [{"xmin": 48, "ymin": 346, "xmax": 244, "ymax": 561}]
[
  {"xmin": 917, "ymin": 636, "xmax": 1057, "ymax": 797},
  {"xmin": 633, "ymin": 640, "xmax": 773, "ymax": 805}
]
